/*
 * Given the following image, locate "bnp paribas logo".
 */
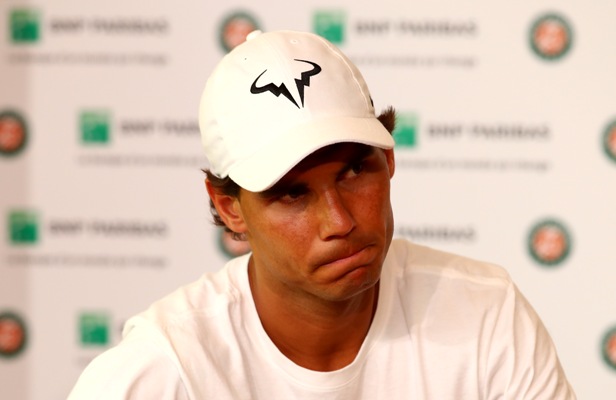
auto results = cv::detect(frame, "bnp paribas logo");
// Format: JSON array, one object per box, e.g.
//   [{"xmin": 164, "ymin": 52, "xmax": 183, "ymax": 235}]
[
  {"xmin": 218, "ymin": 11, "xmax": 261, "ymax": 53},
  {"xmin": 393, "ymin": 112, "xmax": 418, "ymax": 148},
  {"xmin": 80, "ymin": 110, "xmax": 111, "ymax": 144},
  {"xmin": 0, "ymin": 110, "xmax": 28, "ymax": 156},
  {"xmin": 527, "ymin": 219, "xmax": 572, "ymax": 267},
  {"xmin": 0, "ymin": 312, "xmax": 28, "ymax": 359},
  {"xmin": 603, "ymin": 119, "xmax": 616, "ymax": 164},
  {"xmin": 10, "ymin": 8, "xmax": 41, "ymax": 44},
  {"xmin": 8, "ymin": 210, "xmax": 39, "ymax": 245},
  {"xmin": 529, "ymin": 13, "xmax": 573, "ymax": 61},
  {"xmin": 313, "ymin": 10, "xmax": 346, "ymax": 45},
  {"xmin": 79, "ymin": 312, "xmax": 110, "ymax": 347},
  {"xmin": 602, "ymin": 325, "xmax": 616, "ymax": 371}
]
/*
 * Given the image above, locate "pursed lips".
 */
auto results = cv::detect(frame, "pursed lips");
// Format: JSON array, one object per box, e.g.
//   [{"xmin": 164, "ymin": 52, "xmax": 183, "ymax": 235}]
[{"xmin": 316, "ymin": 244, "xmax": 374, "ymax": 271}]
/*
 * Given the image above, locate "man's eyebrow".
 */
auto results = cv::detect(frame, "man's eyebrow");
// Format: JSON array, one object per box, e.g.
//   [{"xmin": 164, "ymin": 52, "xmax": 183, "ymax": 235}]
[
  {"xmin": 257, "ymin": 144, "xmax": 376, "ymax": 198},
  {"xmin": 338, "ymin": 144, "xmax": 376, "ymax": 168},
  {"xmin": 258, "ymin": 185, "xmax": 284, "ymax": 199},
  {"xmin": 352, "ymin": 144, "xmax": 375, "ymax": 160},
  {"xmin": 258, "ymin": 181, "xmax": 306, "ymax": 199}
]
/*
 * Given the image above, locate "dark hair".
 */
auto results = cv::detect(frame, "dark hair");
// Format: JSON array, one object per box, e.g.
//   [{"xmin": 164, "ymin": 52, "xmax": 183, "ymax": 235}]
[{"xmin": 203, "ymin": 106, "xmax": 397, "ymax": 239}]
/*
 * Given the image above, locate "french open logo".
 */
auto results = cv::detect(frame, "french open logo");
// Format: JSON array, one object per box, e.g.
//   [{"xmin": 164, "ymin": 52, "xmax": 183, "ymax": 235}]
[
  {"xmin": 529, "ymin": 13, "xmax": 573, "ymax": 61},
  {"xmin": 0, "ymin": 110, "xmax": 28, "ymax": 156},
  {"xmin": 217, "ymin": 229, "xmax": 251, "ymax": 259},
  {"xmin": 603, "ymin": 119, "xmax": 616, "ymax": 163},
  {"xmin": 601, "ymin": 326, "xmax": 616, "ymax": 371},
  {"xmin": 218, "ymin": 11, "xmax": 260, "ymax": 53},
  {"xmin": 527, "ymin": 219, "xmax": 571, "ymax": 266},
  {"xmin": 0, "ymin": 312, "xmax": 27, "ymax": 358}
]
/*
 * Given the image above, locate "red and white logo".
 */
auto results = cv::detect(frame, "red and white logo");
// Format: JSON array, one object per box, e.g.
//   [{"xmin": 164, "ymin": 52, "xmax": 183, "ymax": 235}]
[
  {"xmin": 219, "ymin": 12, "xmax": 260, "ymax": 52},
  {"xmin": 604, "ymin": 121, "xmax": 616, "ymax": 162},
  {"xmin": 0, "ymin": 313, "xmax": 27, "ymax": 357},
  {"xmin": 528, "ymin": 220, "xmax": 571, "ymax": 266},
  {"xmin": 605, "ymin": 334, "xmax": 616, "ymax": 364},
  {"xmin": 0, "ymin": 112, "xmax": 27, "ymax": 155},
  {"xmin": 530, "ymin": 14, "xmax": 573, "ymax": 60},
  {"xmin": 602, "ymin": 327, "xmax": 616, "ymax": 370},
  {"xmin": 608, "ymin": 128, "xmax": 616, "ymax": 152}
]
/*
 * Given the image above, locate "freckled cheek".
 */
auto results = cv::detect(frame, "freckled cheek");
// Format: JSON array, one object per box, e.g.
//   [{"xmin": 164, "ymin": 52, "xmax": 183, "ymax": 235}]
[
  {"xmin": 352, "ymin": 183, "xmax": 392, "ymax": 223},
  {"xmin": 254, "ymin": 216, "xmax": 316, "ymax": 279},
  {"xmin": 257, "ymin": 214, "xmax": 314, "ymax": 251}
]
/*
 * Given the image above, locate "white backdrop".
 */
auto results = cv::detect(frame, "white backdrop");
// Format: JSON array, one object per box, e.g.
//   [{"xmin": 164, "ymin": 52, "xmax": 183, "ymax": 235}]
[{"xmin": 1, "ymin": 1, "xmax": 615, "ymax": 399}]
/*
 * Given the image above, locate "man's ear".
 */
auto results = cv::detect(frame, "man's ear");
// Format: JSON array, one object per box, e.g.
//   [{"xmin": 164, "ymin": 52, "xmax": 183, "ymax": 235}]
[
  {"xmin": 384, "ymin": 148, "xmax": 395, "ymax": 178},
  {"xmin": 205, "ymin": 179, "xmax": 248, "ymax": 235}
]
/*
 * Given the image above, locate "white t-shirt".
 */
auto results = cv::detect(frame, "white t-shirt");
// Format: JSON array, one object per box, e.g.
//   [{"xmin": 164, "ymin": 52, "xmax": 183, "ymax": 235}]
[{"xmin": 68, "ymin": 239, "xmax": 576, "ymax": 399}]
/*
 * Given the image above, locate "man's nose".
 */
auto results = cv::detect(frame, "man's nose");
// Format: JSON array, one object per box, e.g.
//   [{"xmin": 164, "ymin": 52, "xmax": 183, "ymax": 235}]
[{"xmin": 317, "ymin": 188, "xmax": 356, "ymax": 240}]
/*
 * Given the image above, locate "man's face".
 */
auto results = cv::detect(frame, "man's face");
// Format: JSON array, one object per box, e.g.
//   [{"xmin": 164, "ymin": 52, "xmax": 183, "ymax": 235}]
[{"xmin": 232, "ymin": 142, "xmax": 395, "ymax": 303}]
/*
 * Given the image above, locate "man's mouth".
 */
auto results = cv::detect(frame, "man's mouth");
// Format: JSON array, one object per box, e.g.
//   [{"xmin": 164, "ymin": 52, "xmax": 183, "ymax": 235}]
[{"xmin": 318, "ymin": 245, "xmax": 373, "ymax": 272}]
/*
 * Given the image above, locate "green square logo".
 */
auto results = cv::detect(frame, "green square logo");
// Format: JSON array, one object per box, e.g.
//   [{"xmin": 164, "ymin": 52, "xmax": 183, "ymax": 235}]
[
  {"xmin": 8, "ymin": 210, "xmax": 39, "ymax": 244},
  {"xmin": 80, "ymin": 111, "xmax": 111, "ymax": 144},
  {"xmin": 313, "ymin": 11, "xmax": 345, "ymax": 44},
  {"xmin": 393, "ymin": 113, "xmax": 418, "ymax": 147},
  {"xmin": 79, "ymin": 313, "xmax": 110, "ymax": 346},
  {"xmin": 10, "ymin": 9, "xmax": 40, "ymax": 43}
]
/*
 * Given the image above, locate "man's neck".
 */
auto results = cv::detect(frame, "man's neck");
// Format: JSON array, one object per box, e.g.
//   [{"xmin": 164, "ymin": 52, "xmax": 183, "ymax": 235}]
[{"xmin": 248, "ymin": 260, "xmax": 379, "ymax": 372}]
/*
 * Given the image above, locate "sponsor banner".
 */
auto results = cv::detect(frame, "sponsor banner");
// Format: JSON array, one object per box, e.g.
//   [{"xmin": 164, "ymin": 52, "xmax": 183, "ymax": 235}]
[
  {"xmin": 6, "ymin": 6, "xmax": 172, "ymax": 68},
  {"xmin": 313, "ymin": 9, "xmax": 479, "ymax": 69},
  {"xmin": 4, "ymin": 209, "xmax": 171, "ymax": 270},
  {"xmin": 75, "ymin": 109, "xmax": 205, "ymax": 168},
  {"xmin": 1, "ymin": 1, "xmax": 616, "ymax": 399},
  {"xmin": 392, "ymin": 116, "xmax": 553, "ymax": 173},
  {"xmin": 395, "ymin": 224, "xmax": 476, "ymax": 244}
]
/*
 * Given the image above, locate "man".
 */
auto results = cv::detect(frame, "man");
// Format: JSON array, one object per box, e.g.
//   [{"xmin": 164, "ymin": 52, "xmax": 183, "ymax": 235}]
[{"xmin": 69, "ymin": 30, "xmax": 575, "ymax": 399}]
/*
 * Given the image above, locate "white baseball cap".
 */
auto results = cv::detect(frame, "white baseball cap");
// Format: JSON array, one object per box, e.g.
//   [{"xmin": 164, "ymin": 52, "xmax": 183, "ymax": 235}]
[{"xmin": 199, "ymin": 30, "xmax": 394, "ymax": 192}]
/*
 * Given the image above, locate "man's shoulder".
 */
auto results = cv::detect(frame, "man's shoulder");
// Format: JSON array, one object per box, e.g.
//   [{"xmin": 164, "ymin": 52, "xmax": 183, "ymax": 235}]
[
  {"xmin": 385, "ymin": 239, "xmax": 517, "ymax": 331},
  {"xmin": 388, "ymin": 238, "xmax": 512, "ymax": 287}
]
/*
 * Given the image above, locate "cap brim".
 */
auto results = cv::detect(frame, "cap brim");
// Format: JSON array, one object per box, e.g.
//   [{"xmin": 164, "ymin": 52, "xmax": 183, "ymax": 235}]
[{"xmin": 228, "ymin": 116, "xmax": 395, "ymax": 192}]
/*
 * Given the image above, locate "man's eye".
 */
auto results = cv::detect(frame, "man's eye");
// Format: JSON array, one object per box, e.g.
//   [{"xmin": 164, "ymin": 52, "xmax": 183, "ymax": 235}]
[
  {"xmin": 286, "ymin": 188, "xmax": 303, "ymax": 198},
  {"xmin": 279, "ymin": 186, "xmax": 307, "ymax": 202},
  {"xmin": 351, "ymin": 161, "xmax": 364, "ymax": 174}
]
